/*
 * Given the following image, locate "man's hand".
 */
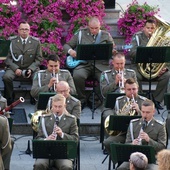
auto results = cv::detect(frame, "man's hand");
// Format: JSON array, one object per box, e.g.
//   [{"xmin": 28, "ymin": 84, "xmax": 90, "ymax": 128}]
[
  {"xmin": 45, "ymin": 134, "xmax": 57, "ymax": 140},
  {"xmin": 26, "ymin": 69, "xmax": 32, "ymax": 78},
  {"xmin": 69, "ymin": 49, "xmax": 77, "ymax": 58},
  {"xmin": 15, "ymin": 69, "xmax": 22, "ymax": 76},
  {"xmin": 139, "ymin": 131, "xmax": 150, "ymax": 142},
  {"xmin": 48, "ymin": 77, "xmax": 58, "ymax": 88}
]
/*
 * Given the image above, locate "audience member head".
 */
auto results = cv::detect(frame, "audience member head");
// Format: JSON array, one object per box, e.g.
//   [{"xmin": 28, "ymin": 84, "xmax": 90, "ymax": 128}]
[
  {"xmin": 112, "ymin": 52, "xmax": 125, "ymax": 71},
  {"xmin": 56, "ymin": 81, "xmax": 70, "ymax": 98},
  {"xmin": 143, "ymin": 19, "xmax": 156, "ymax": 38},
  {"xmin": 129, "ymin": 152, "xmax": 148, "ymax": 170},
  {"xmin": 88, "ymin": 17, "xmax": 101, "ymax": 36},
  {"xmin": 141, "ymin": 99, "xmax": 155, "ymax": 122},
  {"xmin": 18, "ymin": 21, "xmax": 30, "ymax": 39},
  {"xmin": 47, "ymin": 54, "xmax": 60, "ymax": 73},
  {"xmin": 157, "ymin": 149, "xmax": 170, "ymax": 170},
  {"xmin": 51, "ymin": 94, "xmax": 66, "ymax": 116},
  {"xmin": 124, "ymin": 78, "xmax": 139, "ymax": 98}
]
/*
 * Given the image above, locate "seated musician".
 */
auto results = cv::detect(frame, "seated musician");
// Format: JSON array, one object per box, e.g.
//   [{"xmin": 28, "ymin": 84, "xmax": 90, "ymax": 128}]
[
  {"xmin": 47, "ymin": 81, "xmax": 81, "ymax": 119},
  {"xmin": 103, "ymin": 78, "xmax": 148, "ymax": 155},
  {"xmin": 0, "ymin": 92, "xmax": 7, "ymax": 112},
  {"xmin": 117, "ymin": 100, "xmax": 166, "ymax": 170},
  {"xmin": 33, "ymin": 94, "xmax": 79, "ymax": 170}
]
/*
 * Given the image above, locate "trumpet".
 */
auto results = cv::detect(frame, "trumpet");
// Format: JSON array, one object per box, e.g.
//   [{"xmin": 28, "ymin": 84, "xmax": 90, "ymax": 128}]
[
  {"xmin": 118, "ymin": 69, "xmax": 125, "ymax": 93},
  {"xmin": 129, "ymin": 94, "xmax": 136, "ymax": 116},
  {"xmin": 52, "ymin": 69, "xmax": 59, "ymax": 91}
]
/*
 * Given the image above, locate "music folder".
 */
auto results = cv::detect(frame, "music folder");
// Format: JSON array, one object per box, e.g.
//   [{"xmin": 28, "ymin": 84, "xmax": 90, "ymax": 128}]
[{"xmin": 0, "ymin": 40, "xmax": 10, "ymax": 57}]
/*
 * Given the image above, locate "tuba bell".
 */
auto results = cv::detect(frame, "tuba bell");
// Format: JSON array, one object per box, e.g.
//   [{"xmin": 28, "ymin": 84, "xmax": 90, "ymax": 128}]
[{"xmin": 138, "ymin": 15, "xmax": 170, "ymax": 79}]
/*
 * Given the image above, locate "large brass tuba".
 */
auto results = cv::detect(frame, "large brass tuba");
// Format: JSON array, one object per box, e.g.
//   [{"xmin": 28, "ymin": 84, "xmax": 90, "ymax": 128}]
[{"xmin": 138, "ymin": 15, "xmax": 170, "ymax": 79}]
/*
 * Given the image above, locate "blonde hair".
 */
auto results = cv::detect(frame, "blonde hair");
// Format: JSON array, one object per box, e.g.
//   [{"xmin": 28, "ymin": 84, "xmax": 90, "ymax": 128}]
[
  {"xmin": 157, "ymin": 149, "xmax": 170, "ymax": 170},
  {"xmin": 52, "ymin": 93, "xmax": 66, "ymax": 104}
]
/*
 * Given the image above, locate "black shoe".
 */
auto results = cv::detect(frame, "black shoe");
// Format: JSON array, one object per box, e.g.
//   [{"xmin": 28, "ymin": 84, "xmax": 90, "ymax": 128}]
[
  {"xmin": 30, "ymin": 96, "xmax": 36, "ymax": 105},
  {"xmin": 81, "ymin": 101, "xmax": 87, "ymax": 110},
  {"xmin": 103, "ymin": 148, "xmax": 108, "ymax": 155},
  {"xmin": 155, "ymin": 101, "xmax": 164, "ymax": 110}
]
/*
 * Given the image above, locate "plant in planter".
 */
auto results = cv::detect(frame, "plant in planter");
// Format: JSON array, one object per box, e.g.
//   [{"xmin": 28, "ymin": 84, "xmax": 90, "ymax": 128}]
[{"xmin": 117, "ymin": 0, "xmax": 160, "ymax": 44}]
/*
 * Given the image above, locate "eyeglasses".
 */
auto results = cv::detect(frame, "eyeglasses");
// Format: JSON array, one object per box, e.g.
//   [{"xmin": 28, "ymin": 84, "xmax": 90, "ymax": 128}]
[
  {"xmin": 57, "ymin": 89, "xmax": 69, "ymax": 93},
  {"xmin": 19, "ymin": 28, "xmax": 30, "ymax": 31}
]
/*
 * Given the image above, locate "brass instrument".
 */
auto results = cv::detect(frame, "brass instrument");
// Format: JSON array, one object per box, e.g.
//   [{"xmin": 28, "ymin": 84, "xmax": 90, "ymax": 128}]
[
  {"xmin": 31, "ymin": 109, "xmax": 49, "ymax": 132},
  {"xmin": 138, "ymin": 15, "xmax": 170, "ymax": 79},
  {"xmin": 0, "ymin": 97, "xmax": 25, "ymax": 115},
  {"xmin": 115, "ymin": 69, "xmax": 125, "ymax": 93},
  {"xmin": 52, "ymin": 69, "xmax": 59, "ymax": 91},
  {"xmin": 104, "ymin": 94, "xmax": 136, "ymax": 135}
]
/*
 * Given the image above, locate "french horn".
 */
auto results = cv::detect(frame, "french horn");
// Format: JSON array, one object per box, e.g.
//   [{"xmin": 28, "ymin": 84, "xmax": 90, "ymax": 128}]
[{"xmin": 138, "ymin": 15, "xmax": 170, "ymax": 79}]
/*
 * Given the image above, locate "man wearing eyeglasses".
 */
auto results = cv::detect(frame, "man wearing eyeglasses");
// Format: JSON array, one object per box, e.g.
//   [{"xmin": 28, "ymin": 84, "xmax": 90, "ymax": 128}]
[
  {"xmin": 47, "ymin": 81, "xmax": 81, "ymax": 119},
  {"xmin": 3, "ymin": 21, "xmax": 43, "ymax": 105}
]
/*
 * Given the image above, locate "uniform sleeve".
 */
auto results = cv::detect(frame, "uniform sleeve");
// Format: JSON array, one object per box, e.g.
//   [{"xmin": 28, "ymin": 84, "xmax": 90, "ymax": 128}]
[
  {"xmin": 66, "ymin": 71, "xmax": 77, "ymax": 95},
  {"xmin": 63, "ymin": 32, "xmax": 79, "ymax": 54},
  {"xmin": 62, "ymin": 117, "xmax": 79, "ymax": 142},
  {"xmin": 100, "ymin": 71, "xmax": 117, "ymax": 98},
  {"xmin": 148, "ymin": 124, "xmax": 167, "ymax": 152},
  {"xmin": 71, "ymin": 101, "xmax": 81, "ymax": 119},
  {"xmin": 125, "ymin": 125, "xmax": 133, "ymax": 143},
  {"xmin": 30, "ymin": 72, "xmax": 49, "ymax": 99}
]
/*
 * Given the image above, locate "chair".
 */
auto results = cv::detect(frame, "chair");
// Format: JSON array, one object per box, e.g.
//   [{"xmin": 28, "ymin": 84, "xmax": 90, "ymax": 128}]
[
  {"xmin": 32, "ymin": 140, "xmax": 78, "ymax": 170},
  {"xmin": 110, "ymin": 143, "xmax": 156, "ymax": 169},
  {"xmin": 100, "ymin": 92, "xmax": 124, "ymax": 150}
]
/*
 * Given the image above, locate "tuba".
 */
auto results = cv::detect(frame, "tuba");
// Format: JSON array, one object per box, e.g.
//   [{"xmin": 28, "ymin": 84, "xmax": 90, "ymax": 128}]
[{"xmin": 138, "ymin": 15, "xmax": 170, "ymax": 79}]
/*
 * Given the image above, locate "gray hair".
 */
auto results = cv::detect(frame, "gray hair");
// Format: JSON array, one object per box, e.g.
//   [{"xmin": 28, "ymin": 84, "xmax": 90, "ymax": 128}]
[{"xmin": 130, "ymin": 152, "xmax": 148, "ymax": 169}]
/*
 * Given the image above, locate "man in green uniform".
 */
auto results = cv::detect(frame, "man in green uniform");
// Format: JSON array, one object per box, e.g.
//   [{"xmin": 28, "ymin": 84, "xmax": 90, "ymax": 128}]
[
  {"xmin": 117, "ymin": 99, "xmax": 166, "ymax": 170},
  {"xmin": 63, "ymin": 17, "xmax": 115, "ymax": 107},
  {"xmin": 129, "ymin": 19, "xmax": 170, "ymax": 109},
  {"xmin": 0, "ymin": 115, "xmax": 12, "ymax": 170},
  {"xmin": 103, "ymin": 78, "xmax": 147, "ymax": 154},
  {"xmin": 31, "ymin": 55, "xmax": 76, "ymax": 100},
  {"xmin": 33, "ymin": 94, "xmax": 78, "ymax": 170},
  {"xmin": 3, "ymin": 21, "xmax": 43, "ymax": 105},
  {"xmin": 47, "ymin": 81, "xmax": 81, "ymax": 119}
]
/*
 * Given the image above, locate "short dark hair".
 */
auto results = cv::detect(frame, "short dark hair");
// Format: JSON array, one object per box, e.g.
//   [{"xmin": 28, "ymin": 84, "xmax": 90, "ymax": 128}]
[
  {"xmin": 47, "ymin": 54, "xmax": 60, "ymax": 62},
  {"xmin": 145, "ymin": 19, "xmax": 156, "ymax": 25},
  {"xmin": 124, "ymin": 78, "xmax": 138, "ymax": 86}
]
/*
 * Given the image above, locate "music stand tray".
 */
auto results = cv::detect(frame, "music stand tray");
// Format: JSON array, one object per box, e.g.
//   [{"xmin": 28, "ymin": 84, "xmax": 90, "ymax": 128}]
[
  {"xmin": 76, "ymin": 43, "xmax": 113, "ymax": 119},
  {"xmin": 0, "ymin": 40, "xmax": 10, "ymax": 57},
  {"xmin": 108, "ymin": 115, "xmax": 141, "ymax": 131},
  {"xmin": 110, "ymin": 143, "xmax": 156, "ymax": 164},
  {"xmin": 37, "ymin": 92, "xmax": 56, "ymax": 110},
  {"xmin": 32, "ymin": 140, "xmax": 77, "ymax": 159}
]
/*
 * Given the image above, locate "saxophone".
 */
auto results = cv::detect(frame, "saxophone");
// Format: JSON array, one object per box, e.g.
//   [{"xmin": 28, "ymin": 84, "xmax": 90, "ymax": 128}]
[{"xmin": 138, "ymin": 15, "xmax": 170, "ymax": 79}]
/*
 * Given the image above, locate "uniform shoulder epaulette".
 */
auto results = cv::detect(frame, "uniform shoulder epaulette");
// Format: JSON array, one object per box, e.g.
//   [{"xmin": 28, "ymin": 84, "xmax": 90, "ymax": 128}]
[
  {"xmin": 70, "ymin": 96, "xmax": 79, "ymax": 102},
  {"xmin": 31, "ymin": 36, "xmax": 40, "ymax": 41},
  {"xmin": 138, "ymin": 95, "xmax": 147, "ymax": 100},
  {"xmin": 65, "ymin": 114, "xmax": 75, "ymax": 119},
  {"xmin": 135, "ymin": 31, "xmax": 142, "ymax": 35},
  {"xmin": 155, "ymin": 119, "xmax": 164, "ymax": 125},
  {"xmin": 103, "ymin": 70, "xmax": 111, "ymax": 73},
  {"xmin": 131, "ymin": 118, "xmax": 140, "ymax": 123},
  {"xmin": 8, "ymin": 36, "xmax": 17, "ymax": 40},
  {"xmin": 117, "ymin": 95, "xmax": 125, "ymax": 100},
  {"xmin": 60, "ymin": 69, "xmax": 69, "ymax": 72},
  {"xmin": 126, "ymin": 69, "xmax": 135, "ymax": 73},
  {"xmin": 0, "ymin": 97, "xmax": 7, "ymax": 102},
  {"xmin": 37, "ymin": 70, "xmax": 46, "ymax": 73},
  {"xmin": 42, "ymin": 113, "xmax": 52, "ymax": 117}
]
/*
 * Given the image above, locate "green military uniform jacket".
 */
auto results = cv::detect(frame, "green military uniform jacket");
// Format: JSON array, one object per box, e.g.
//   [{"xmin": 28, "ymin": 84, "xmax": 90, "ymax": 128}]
[
  {"xmin": 31, "ymin": 69, "xmax": 77, "ymax": 99},
  {"xmin": 126, "ymin": 118, "xmax": 167, "ymax": 152},
  {"xmin": 36, "ymin": 113, "xmax": 78, "ymax": 141},
  {"xmin": 5, "ymin": 35, "xmax": 43, "ymax": 72},
  {"xmin": 0, "ymin": 96, "xmax": 7, "ymax": 111},
  {"xmin": 115, "ymin": 95, "xmax": 147, "ymax": 115},
  {"xmin": 0, "ymin": 115, "xmax": 12, "ymax": 170},
  {"xmin": 100, "ymin": 68, "xmax": 137, "ymax": 98},
  {"xmin": 47, "ymin": 95, "xmax": 81, "ymax": 119},
  {"xmin": 63, "ymin": 27, "xmax": 115, "ymax": 71}
]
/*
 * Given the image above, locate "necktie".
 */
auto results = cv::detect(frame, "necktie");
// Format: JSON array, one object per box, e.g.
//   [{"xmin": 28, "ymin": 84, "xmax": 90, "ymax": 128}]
[
  {"xmin": 23, "ymin": 40, "xmax": 26, "ymax": 49},
  {"xmin": 55, "ymin": 116, "xmax": 59, "ymax": 126}
]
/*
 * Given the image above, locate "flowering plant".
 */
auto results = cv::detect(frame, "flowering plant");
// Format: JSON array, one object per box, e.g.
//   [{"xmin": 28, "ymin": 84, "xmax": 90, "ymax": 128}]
[
  {"xmin": 117, "ymin": 0, "xmax": 160, "ymax": 43},
  {"xmin": 0, "ymin": 0, "xmax": 107, "ymax": 67}
]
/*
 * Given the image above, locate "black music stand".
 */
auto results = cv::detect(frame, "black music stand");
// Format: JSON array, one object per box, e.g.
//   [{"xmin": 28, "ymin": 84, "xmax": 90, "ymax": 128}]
[
  {"xmin": 37, "ymin": 92, "xmax": 56, "ymax": 110},
  {"xmin": 77, "ymin": 43, "xmax": 113, "ymax": 119},
  {"xmin": 0, "ymin": 40, "xmax": 10, "ymax": 57},
  {"xmin": 32, "ymin": 140, "xmax": 77, "ymax": 170},
  {"xmin": 110, "ymin": 143, "xmax": 156, "ymax": 165},
  {"xmin": 136, "ymin": 46, "xmax": 170, "ymax": 110}
]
